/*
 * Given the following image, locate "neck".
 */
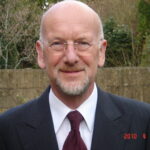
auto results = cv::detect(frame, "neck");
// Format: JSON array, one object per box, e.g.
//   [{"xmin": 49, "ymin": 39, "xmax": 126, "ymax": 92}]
[{"xmin": 51, "ymin": 82, "xmax": 94, "ymax": 109}]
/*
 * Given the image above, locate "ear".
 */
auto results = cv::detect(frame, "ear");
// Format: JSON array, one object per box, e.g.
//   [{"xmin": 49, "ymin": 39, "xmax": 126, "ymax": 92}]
[
  {"xmin": 98, "ymin": 40, "xmax": 107, "ymax": 67},
  {"xmin": 36, "ymin": 40, "xmax": 46, "ymax": 69}
]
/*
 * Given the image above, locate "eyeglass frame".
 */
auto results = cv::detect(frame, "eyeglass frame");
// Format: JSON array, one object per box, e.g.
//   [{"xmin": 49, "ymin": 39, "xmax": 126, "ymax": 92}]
[{"xmin": 41, "ymin": 39, "xmax": 103, "ymax": 52}]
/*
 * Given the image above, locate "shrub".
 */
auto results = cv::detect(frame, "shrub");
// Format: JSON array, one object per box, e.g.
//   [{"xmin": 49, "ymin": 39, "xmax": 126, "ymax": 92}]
[
  {"xmin": 136, "ymin": 0, "xmax": 150, "ymax": 66},
  {"xmin": 104, "ymin": 18, "xmax": 133, "ymax": 66},
  {"xmin": 0, "ymin": 0, "xmax": 41, "ymax": 69}
]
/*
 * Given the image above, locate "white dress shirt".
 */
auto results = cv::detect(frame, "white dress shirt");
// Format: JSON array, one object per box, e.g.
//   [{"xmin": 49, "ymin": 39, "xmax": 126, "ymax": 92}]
[{"xmin": 49, "ymin": 83, "xmax": 98, "ymax": 150}]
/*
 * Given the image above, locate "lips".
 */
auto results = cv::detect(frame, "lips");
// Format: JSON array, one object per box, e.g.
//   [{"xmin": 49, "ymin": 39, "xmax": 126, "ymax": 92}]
[
  {"xmin": 61, "ymin": 70, "xmax": 83, "ymax": 73},
  {"xmin": 59, "ymin": 68, "xmax": 84, "ymax": 76},
  {"xmin": 59, "ymin": 67, "xmax": 84, "ymax": 73}
]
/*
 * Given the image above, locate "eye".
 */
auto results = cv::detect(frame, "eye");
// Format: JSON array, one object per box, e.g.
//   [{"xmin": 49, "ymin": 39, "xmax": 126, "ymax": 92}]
[
  {"xmin": 75, "ymin": 41, "xmax": 91, "ymax": 51},
  {"xmin": 77, "ymin": 41, "xmax": 90, "ymax": 46},
  {"xmin": 50, "ymin": 41, "xmax": 63, "ymax": 47},
  {"xmin": 48, "ymin": 41, "xmax": 65, "ymax": 51}
]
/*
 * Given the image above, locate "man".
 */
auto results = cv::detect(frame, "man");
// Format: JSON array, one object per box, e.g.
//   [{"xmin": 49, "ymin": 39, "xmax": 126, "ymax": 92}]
[{"xmin": 0, "ymin": 0, "xmax": 150, "ymax": 150}]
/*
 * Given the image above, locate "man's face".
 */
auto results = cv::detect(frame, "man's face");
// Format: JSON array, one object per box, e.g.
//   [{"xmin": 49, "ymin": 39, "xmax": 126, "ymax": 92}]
[{"xmin": 36, "ymin": 7, "xmax": 106, "ymax": 96}]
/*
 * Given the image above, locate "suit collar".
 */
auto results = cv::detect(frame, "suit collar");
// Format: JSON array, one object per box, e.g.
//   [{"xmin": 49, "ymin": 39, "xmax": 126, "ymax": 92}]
[{"xmin": 91, "ymin": 87, "xmax": 132, "ymax": 150}]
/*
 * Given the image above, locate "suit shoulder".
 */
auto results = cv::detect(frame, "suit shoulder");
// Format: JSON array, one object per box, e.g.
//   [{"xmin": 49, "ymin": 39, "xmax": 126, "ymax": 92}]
[
  {"xmin": 0, "ymin": 86, "xmax": 50, "ymax": 124},
  {"xmin": 100, "ymin": 89, "xmax": 150, "ymax": 118},
  {"xmin": 0, "ymin": 98, "xmax": 38, "ymax": 122}
]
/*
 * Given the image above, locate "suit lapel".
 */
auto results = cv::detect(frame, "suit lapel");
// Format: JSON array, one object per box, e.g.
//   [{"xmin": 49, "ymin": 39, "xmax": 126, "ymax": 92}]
[
  {"xmin": 91, "ymin": 88, "xmax": 132, "ymax": 150},
  {"xmin": 16, "ymin": 87, "xmax": 59, "ymax": 150}
]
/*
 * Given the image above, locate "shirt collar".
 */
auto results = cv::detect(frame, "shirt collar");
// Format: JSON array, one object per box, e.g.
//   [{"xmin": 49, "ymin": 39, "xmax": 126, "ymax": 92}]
[
  {"xmin": 77, "ymin": 83, "xmax": 97, "ymax": 132},
  {"xmin": 49, "ymin": 83, "xmax": 98, "ymax": 133}
]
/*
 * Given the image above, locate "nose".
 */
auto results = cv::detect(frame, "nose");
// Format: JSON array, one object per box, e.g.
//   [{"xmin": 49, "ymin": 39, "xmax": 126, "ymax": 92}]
[{"xmin": 63, "ymin": 43, "xmax": 79, "ymax": 65}]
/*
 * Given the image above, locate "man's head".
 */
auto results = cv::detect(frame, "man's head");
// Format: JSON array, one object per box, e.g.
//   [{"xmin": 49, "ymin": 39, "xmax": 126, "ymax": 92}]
[{"xmin": 36, "ymin": 0, "xmax": 107, "ymax": 98}]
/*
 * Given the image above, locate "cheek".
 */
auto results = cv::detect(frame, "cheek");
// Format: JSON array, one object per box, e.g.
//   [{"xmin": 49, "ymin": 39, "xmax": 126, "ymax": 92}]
[
  {"xmin": 44, "ymin": 52, "xmax": 61, "ymax": 67},
  {"xmin": 81, "ymin": 54, "xmax": 99, "ymax": 76},
  {"xmin": 44, "ymin": 52, "xmax": 62, "ymax": 77},
  {"xmin": 81, "ymin": 51, "xmax": 99, "ymax": 68}
]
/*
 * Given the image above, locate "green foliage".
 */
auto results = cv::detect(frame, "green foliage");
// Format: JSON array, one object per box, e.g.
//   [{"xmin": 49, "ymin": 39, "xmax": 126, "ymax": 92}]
[
  {"xmin": 134, "ymin": 0, "xmax": 150, "ymax": 66},
  {"xmin": 33, "ymin": 0, "xmax": 60, "ymax": 9},
  {"xmin": 104, "ymin": 18, "xmax": 133, "ymax": 66},
  {"xmin": 138, "ymin": 0, "xmax": 150, "ymax": 34},
  {"xmin": 140, "ymin": 35, "xmax": 150, "ymax": 66},
  {"xmin": 0, "ymin": 0, "xmax": 41, "ymax": 69}
]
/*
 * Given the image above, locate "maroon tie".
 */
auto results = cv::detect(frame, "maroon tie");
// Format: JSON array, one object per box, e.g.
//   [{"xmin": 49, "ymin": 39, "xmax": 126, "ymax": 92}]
[{"xmin": 63, "ymin": 111, "xmax": 87, "ymax": 150}]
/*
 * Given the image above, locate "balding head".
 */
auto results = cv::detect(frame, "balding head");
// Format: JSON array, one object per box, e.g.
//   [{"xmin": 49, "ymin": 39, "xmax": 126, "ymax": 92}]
[{"xmin": 39, "ymin": 0, "xmax": 104, "ymax": 42}]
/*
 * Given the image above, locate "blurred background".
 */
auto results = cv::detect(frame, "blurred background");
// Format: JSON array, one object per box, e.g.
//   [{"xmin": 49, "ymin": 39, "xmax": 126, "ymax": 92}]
[{"xmin": 0, "ymin": 0, "xmax": 150, "ymax": 69}]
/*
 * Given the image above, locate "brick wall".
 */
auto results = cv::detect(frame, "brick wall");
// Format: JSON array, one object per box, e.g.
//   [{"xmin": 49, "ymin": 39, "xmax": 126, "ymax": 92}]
[{"xmin": 0, "ymin": 67, "xmax": 150, "ymax": 113}]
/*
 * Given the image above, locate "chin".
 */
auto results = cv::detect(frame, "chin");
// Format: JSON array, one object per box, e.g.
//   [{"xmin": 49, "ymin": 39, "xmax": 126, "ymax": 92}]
[{"xmin": 56, "ymin": 77, "xmax": 90, "ymax": 96}]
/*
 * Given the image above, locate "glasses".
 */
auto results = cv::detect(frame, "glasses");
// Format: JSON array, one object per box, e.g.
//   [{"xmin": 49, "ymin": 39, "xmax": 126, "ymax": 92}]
[{"xmin": 46, "ymin": 40, "xmax": 94, "ymax": 52}]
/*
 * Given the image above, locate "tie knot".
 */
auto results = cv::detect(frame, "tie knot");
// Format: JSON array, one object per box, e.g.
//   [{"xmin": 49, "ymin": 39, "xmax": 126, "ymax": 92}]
[{"xmin": 67, "ymin": 111, "xmax": 83, "ymax": 130}]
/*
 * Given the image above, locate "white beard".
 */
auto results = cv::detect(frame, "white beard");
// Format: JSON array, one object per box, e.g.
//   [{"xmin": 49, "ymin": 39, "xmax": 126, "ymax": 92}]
[{"xmin": 56, "ymin": 75, "xmax": 90, "ymax": 96}]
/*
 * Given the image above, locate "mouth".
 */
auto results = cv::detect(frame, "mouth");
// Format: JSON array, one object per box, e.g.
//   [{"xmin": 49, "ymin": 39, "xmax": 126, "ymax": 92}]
[
  {"xmin": 59, "ymin": 69, "xmax": 84, "ymax": 76},
  {"xmin": 61, "ymin": 70, "xmax": 83, "ymax": 73}
]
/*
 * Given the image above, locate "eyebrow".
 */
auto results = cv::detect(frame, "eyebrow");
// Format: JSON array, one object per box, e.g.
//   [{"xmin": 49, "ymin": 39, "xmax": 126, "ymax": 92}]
[
  {"xmin": 47, "ymin": 37, "xmax": 66, "ymax": 43},
  {"xmin": 47, "ymin": 33, "xmax": 93, "ymax": 41}
]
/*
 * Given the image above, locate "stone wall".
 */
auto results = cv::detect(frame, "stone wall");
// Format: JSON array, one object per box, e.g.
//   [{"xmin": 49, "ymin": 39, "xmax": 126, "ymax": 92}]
[{"xmin": 0, "ymin": 67, "xmax": 150, "ymax": 113}]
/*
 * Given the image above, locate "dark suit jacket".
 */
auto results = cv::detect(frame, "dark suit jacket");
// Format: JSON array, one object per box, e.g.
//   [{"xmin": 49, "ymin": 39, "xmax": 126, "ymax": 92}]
[{"xmin": 0, "ymin": 86, "xmax": 150, "ymax": 150}]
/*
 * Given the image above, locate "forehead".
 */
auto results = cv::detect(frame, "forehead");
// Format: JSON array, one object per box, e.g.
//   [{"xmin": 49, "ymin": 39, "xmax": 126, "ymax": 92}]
[{"xmin": 41, "ymin": 2, "xmax": 99, "ymax": 39}]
